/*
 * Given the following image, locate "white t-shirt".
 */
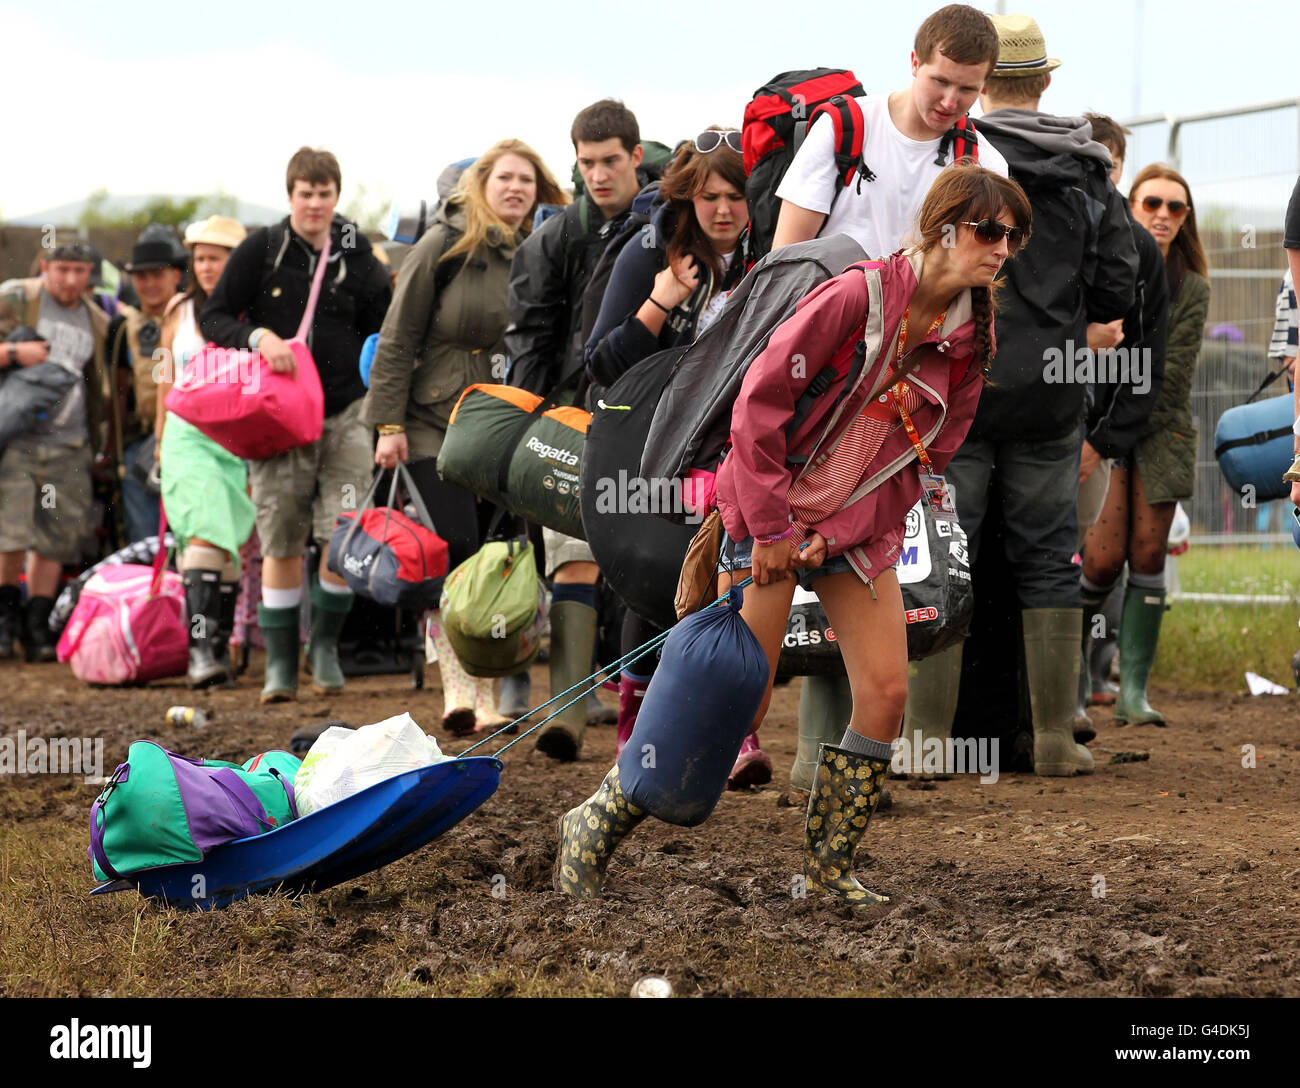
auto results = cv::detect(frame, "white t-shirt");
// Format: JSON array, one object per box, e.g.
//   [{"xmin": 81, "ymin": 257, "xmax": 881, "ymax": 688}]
[{"xmin": 775, "ymin": 92, "xmax": 1010, "ymax": 258}]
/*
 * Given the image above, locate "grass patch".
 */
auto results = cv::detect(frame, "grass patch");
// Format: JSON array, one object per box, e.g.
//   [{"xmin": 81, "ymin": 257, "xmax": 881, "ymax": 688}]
[
  {"xmin": 1175, "ymin": 545, "xmax": 1299, "ymax": 598},
  {"xmin": 1149, "ymin": 545, "xmax": 1300, "ymax": 691},
  {"xmin": 1158, "ymin": 602, "xmax": 1297, "ymax": 692}
]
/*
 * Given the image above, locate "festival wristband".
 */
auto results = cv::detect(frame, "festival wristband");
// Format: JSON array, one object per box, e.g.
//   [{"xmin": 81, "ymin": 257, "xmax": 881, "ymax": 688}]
[
  {"xmin": 248, "ymin": 327, "xmax": 269, "ymax": 350},
  {"xmin": 646, "ymin": 296, "xmax": 672, "ymax": 314},
  {"xmin": 377, "ymin": 424, "xmax": 406, "ymax": 436},
  {"xmin": 754, "ymin": 527, "xmax": 796, "ymax": 546}
]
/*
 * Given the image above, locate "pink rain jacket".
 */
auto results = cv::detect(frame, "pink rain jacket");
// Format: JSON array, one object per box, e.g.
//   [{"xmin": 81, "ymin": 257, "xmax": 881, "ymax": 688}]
[{"xmin": 715, "ymin": 250, "xmax": 989, "ymax": 585}]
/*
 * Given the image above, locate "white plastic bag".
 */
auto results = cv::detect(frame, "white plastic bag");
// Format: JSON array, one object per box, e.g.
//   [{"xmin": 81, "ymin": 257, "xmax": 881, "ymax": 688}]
[{"xmin": 294, "ymin": 712, "xmax": 449, "ymax": 815}]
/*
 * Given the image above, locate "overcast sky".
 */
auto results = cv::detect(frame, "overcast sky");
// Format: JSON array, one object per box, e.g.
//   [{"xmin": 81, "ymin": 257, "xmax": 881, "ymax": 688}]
[{"xmin": 3, "ymin": 0, "xmax": 1296, "ymax": 224}]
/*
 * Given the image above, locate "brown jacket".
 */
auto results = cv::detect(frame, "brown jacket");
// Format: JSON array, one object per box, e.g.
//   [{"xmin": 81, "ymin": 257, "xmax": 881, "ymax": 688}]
[
  {"xmin": 0, "ymin": 277, "xmax": 109, "ymax": 452},
  {"xmin": 362, "ymin": 203, "xmax": 518, "ymax": 459}
]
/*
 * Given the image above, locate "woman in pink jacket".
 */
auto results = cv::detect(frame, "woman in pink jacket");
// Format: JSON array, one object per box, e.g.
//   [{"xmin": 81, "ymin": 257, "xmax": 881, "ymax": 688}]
[{"xmin": 555, "ymin": 163, "xmax": 1032, "ymax": 902}]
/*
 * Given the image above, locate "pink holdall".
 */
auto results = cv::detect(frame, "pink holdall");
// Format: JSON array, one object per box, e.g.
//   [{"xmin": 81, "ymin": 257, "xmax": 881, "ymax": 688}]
[
  {"xmin": 57, "ymin": 507, "xmax": 188, "ymax": 685},
  {"xmin": 165, "ymin": 235, "xmax": 330, "ymax": 461}
]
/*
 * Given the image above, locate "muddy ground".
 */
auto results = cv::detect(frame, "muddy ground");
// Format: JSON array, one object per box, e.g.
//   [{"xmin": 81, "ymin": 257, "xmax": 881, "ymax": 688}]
[{"xmin": 1, "ymin": 654, "xmax": 1297, "ymax": 998}]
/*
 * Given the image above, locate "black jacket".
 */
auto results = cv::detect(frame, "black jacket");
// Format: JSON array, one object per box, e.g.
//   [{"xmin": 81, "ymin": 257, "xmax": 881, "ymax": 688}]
[
  {"xmin": 1085, "ymin": 210, "xmax": 1169, "ymax": 459},
  {"xmin": 584, "ymin": 192, "xmax": 746, "ymax": 396},
  {"xmin": 504, "ymin": 195, "xmax": 629, "ymax": 403},
  {"xmin": 971, "ymin": 110, "xmax": 1139, "ymax": 442},
  {"xmin": 201, "ymin": 216, "xmax": 392, "ymax": 417}
]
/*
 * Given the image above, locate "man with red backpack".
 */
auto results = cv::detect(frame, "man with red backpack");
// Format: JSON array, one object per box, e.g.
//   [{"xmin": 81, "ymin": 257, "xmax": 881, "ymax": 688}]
[
  {"xmin": 769, "ymin": 4, "xmax": 1007, "ymax": 256},
  {"xmin": 747, "ymin": 4, "xmax": 1006, "ymax": 787}
]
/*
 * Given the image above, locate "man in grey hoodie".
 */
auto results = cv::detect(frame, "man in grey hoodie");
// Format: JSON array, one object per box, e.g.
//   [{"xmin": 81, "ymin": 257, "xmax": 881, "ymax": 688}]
[{"xmin": 906, "ymin": 14, "xmax": 1138, "ymax": 777}]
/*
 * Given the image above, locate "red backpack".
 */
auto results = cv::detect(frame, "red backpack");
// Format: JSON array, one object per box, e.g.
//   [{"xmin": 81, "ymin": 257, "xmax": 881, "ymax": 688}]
[{"xmin": 742, "ymin": 68, "xmax": 980, "ymax": 258}]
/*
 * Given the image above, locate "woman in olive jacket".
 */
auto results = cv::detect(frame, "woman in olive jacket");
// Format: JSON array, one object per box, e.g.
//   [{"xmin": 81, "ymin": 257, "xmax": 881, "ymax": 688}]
[
  {"xmin": 1082, "ymin": 163, "xmax": 1211, "ymax": 727},
  {"xmin": 363, "ymin": 139, "xmax": 566, "ymax": 736}
]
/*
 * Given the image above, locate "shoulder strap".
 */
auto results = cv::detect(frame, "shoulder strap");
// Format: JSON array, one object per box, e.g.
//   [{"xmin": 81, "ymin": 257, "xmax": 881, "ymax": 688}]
[
  {"xmin": 292, "ymin": 233, "xmax": 331, "ymax": 343},
  {"xmin": 810, "ymin": 95, "xmax": 871, "ymax": 195},
  {"xmin": 936, "ymin": 115, "xmax": 980, "ymax": 166},
  {"xmin": 432, "ymin": 226, "xmax": 465, "ymax": 295}
]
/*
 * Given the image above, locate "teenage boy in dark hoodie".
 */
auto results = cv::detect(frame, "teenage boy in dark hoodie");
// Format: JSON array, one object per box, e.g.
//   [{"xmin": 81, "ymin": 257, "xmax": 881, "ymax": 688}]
[
  {"xmin": 907, "ymin": 14, "xmax": 1138, "ymax": 777},
  {"xmin": 202, "ymin": 146, "xmax": 392, "ymax": 704},
  {"xmin": 505, "ymin": 100, "xmax": 651, "ymax": 762}
]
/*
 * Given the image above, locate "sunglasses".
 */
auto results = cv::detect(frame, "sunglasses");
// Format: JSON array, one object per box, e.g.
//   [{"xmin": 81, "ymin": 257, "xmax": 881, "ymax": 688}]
[
  {"xmin": 961, "ymin": 219, "xmax": 1026, "ymax": 255},
  {"xmin": 1139, "ymin": 195, "xmax": 1189, "ymax": 217},
  {"xmin": 694, "ymin": 130, "xmax": 742, "ymax": 155}
]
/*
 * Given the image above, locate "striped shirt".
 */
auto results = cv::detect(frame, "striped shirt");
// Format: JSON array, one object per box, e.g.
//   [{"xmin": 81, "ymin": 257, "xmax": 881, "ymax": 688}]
[
  {"xmin": 787, "ymin": 368, "xmax": 924, "ymax": 529},
  {"xmin": 1269, "ymin": 270, "xmax": 1297, "ymax": 360}
]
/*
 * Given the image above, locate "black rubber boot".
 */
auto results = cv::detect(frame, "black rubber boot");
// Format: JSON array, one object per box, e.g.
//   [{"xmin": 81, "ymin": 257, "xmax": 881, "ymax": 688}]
[
  {"xmin": 183, "ymin": 569, "xmax": 229, "ymax": 689},
  {"xmin": 0, "ymin": 584, "xmax": 19, "ymax": 659},
  {"xmin": 23, "ymin": 596, "xmax": 57, "ymax": 663},
  {"xmin": 258, "ymin": 603, "xmax": 300, "ymax": 704},
  {"xmin": 210, "ymin": 580, "xmax": 239, "ymax": 688}
]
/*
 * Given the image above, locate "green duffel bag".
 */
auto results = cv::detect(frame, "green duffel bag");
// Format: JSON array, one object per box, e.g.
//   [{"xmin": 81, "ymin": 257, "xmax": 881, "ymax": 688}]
[
  {"xmin": 436, "ymin": 383, "xmax": 588, "ymax": 540},
  {"xmin": 89, "ymin": 741, "xmax": 301, "ymax": 881},
  {"xmin": 440, "ymin": 535, "xmax": 547, "ymax": 678}
]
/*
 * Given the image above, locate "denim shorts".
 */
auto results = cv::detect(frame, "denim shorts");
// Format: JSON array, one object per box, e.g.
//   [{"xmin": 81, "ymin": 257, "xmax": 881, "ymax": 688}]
[{"xmin": 716, "ymin": 531, "xmax": 855, "ymax": 590}]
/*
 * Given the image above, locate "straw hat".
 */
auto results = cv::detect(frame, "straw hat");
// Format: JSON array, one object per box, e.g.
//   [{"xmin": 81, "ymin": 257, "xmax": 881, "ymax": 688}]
[
  {"xmin": 989, "ymin": 14, "xmax": 1061, "ymax": 77},
  {"xmin": 184, "ymin": 215, "xmax": 247, "ymax": 251}
]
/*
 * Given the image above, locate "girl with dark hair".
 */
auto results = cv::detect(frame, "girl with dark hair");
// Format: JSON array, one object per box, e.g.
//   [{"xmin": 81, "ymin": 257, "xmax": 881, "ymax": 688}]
[
  {"xmin": 1081, "ymin": 163, "xmax": 1210, "ymax": 726},
  {"xmin": 582, "ymin": 127, "xmax": 759, "ymax": 782},
  {"xmin": 556, "ymin": 163, "xmax": 1032, "ymax": 902}
]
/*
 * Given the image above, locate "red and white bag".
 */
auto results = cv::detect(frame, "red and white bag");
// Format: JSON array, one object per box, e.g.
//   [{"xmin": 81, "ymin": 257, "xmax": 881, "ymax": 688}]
[{"xmin": 57, "ymin": 508, "xmax": 187, "ymax": 685}]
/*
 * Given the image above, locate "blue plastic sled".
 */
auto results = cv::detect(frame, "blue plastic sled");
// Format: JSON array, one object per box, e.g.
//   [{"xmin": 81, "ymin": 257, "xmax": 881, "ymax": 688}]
[{"xmin": 90, "ymin": 756, "xmax": 502, "ymax": 911}]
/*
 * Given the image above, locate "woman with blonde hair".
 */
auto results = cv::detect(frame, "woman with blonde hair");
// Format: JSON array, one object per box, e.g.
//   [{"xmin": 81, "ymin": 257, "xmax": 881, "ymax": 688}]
[
  {"xmin": 154, "ymin": 215, "xmax": 254, "ymax": 688},
  {"xmin": 363, "ymin": 138, "xmax": 567, "ymax": 736},
  {"xmin": 1081, "ymin": 163, "xmax": 1210, "ymax": 725}
]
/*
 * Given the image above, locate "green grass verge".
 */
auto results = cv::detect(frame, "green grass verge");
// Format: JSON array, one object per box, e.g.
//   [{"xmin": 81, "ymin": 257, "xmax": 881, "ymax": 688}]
[{"xmin": 1158, "ymin": 544, "xmax": 1298, "ymax": 690}]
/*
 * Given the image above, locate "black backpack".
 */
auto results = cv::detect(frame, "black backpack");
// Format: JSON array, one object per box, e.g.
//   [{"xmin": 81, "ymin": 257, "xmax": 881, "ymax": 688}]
[{"xmin": 742, "ymin": 68, "xmax": 981, "ymax": 259}]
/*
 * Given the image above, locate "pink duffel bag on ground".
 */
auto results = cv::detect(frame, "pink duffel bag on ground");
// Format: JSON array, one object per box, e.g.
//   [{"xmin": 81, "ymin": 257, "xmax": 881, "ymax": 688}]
[
  {"xmin": 57, "ymin": 507, "xmax": 187, "ymax": 685},
  {"xmin": 164, "ymin": 235, "xmax": 330, "ymax": 461}
]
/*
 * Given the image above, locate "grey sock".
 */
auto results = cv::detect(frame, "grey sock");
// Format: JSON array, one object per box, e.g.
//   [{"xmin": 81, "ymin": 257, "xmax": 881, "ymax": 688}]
[{"xmin": 837, "ymin": 728, "xmax": 896, "ymax": 762}]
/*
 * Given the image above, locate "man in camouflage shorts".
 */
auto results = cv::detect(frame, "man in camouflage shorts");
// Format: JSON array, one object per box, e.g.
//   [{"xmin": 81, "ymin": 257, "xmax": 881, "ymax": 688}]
[{"xmin": 0, "ymin": 238, "xmax": 109, "ymax": 661}]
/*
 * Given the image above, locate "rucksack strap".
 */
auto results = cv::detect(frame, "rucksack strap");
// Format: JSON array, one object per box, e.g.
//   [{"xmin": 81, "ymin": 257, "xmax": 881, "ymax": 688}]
[
  {"xmin": 809, "ymin": 95, "xmax": 871, "ymax": 192},
  {"xmin": 786, "ymin": 332, "xmax": 870, "ymax": 466},
  {"xmin": 935, "ymin": 115, "xmax": 980, "ymax": 167}
]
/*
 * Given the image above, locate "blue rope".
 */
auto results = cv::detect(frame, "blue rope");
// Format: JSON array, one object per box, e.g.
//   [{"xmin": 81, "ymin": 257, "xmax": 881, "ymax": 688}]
[{"xmin": 459, "ymin": 576, "xmax": 754, "ymax": 758}]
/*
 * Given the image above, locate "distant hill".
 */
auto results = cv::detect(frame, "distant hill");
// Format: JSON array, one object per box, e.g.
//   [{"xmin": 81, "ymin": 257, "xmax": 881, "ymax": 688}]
[{"xmin": 4, "ymin": 193, "xmax": 285, "ymax": 228}]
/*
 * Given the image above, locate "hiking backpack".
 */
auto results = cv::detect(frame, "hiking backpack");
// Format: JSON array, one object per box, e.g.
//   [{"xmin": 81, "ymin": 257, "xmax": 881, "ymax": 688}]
[
  {"xmin": 638, "ymin": 233, "xmax": 871, "ymax": 518},
  {"xmin": 742, "ymin": 68, "xmax": 981, "ymax": 258}
]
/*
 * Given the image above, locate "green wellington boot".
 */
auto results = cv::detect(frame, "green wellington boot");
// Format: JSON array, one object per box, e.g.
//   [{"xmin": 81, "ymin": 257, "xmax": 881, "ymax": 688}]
[
  {"xmin": 258, "ymin": 603, "xmax": 300, "ymax": 704},
  {"xmin": 792, "ymin": 674, "xmax": 854, "ymax": 790},
  {"xmin": 307, "ymin": 582, "xmax": 353, "ymax": 695},
  {"xmin": 901, "ymin": 641, "xmax": 964, "ymax": 765},
  {"xmin": 1113, "ymin": 584, "xmax": 1167, "ymax": 725},
  {"xmin": 803, "ymin": 743, "xmax": 891, "ymax": 904},
  {"xmin": 536, "ymin": 599, "xmax": 596, "ymax": 761},
  {"xmin": 553, "ymin": 763, "xmax": 646, "ymax": 897},
  {"xmin": 1023, "ymin": 608, "xmax": 1094, "ymax": 776}
]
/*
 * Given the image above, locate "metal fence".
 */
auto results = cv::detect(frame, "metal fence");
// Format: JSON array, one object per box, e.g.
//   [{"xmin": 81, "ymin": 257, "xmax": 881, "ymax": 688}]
[{"xmin": 1123, "ymin": 99, "xmax": 1299, "ymax": 545}]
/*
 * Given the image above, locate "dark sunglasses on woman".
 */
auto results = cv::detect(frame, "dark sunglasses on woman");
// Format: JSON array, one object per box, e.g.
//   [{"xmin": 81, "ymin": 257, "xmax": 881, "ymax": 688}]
[
  {"xmin": 1138, "ymin": 195, "xmax": 1189, "ymax": 217},
  {"xmin": 962, "ymin": 218, "xmax": 1026, "ymax": 255},
  {"xmin": 694, "ymin": 130, "xmax": 743, "ymax": 155}
]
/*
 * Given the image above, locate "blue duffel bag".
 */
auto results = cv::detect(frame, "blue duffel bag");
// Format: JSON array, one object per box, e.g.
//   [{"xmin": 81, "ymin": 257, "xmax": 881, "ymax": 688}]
[
  {"xmin": 1215, "ymin": 393, "xmax": 1295, "ymax": 502},
  {"xmin": 617, "ymin": 586, "xmax": 769, "ymax": 827}
]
